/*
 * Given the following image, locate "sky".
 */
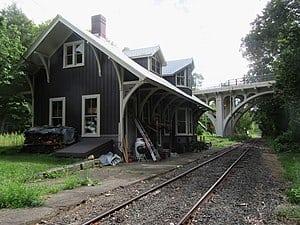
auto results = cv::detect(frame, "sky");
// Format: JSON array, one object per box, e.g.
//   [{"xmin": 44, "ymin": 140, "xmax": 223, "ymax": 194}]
[{"xmin": 0, "ymin": 0, "xmax": 269, "ymax": 87}]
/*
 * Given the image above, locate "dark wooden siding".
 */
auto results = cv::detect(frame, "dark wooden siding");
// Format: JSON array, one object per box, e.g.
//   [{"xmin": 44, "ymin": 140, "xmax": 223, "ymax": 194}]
[
  {"xmin": 132, "ymin": 57, "xmax": 148, "ymax": 70},
  {"xmin": 162, "ymin": 75, "xmax": 192, "ymax": 95},
  {"xmin": 163, "ymin": 75, "xmax": 175, "ymax": 85},
  {"xmin": 34, "ymin": 33, "xmax": 120, "ymax": 136},
  {"xmin": 178, "ymin": 87, "xmax": 192, "ymax": 95}
]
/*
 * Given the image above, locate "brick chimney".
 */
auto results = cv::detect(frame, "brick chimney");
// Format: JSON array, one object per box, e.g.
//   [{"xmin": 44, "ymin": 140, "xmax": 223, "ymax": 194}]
[{"xmin": 91, "ymin": 14, "xmax": 106, "ymax": 38}]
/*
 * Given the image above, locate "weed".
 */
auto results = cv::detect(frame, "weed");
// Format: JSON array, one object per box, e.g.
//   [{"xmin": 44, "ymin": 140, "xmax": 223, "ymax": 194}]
[
  {"xmin": 125, "ymin": 169, "xmax": 144, "ymax": 175},
  {"xmin": 43, "ymin": 169, "xmax": 66, "ymax": 179},
  {"xmin": 288, "ymin": 188, "xmax": 300, "ymax": 204},
  {"xmin": 63, "ymin": 175, "xmax": 79, "ymax": 190},
  {"xmin": 276, "ymin": 205, "xmax": 300, "ymax": 222},
  {"xmin": 0, "ymin": 133, "xmax": 24, "ymax": 147},
  {"xmin": 0, "ymin": 182, "xmax": 43, "ymax": 208},
  {"xmin": 202, "ymin": 133, "xmax": 237, "ymax": 148}
]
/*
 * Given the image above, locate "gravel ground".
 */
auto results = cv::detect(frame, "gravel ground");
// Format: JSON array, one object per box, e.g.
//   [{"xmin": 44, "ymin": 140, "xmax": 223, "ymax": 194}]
[
  {"xmin": 36, "ymin": 140, "xmax": 292, "ymax": 225},
  {"xmin": 193, "ymin": 142, "xmax": 290, "ymax": 225},
  {"xmin": 98, "ymin": 146, "xmax": 247, "ymax": 225}
]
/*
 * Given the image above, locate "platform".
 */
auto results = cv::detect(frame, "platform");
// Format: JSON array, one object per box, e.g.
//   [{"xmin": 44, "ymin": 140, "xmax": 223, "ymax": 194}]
[{"xmin": 55, "ymin": 138, "xmax": 113, "ymax": 158}]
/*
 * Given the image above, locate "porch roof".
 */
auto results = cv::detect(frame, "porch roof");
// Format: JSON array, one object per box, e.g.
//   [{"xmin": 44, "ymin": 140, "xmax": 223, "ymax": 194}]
[{"xmin": 24, "ymin": 15, "xmax": 211, "ymax": 111}]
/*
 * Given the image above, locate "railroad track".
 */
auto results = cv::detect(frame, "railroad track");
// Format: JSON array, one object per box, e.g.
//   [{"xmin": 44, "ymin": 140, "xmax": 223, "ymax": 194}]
[{"xmin": 81, "ymin": 143, "xmax": 251, "ymax": 225}]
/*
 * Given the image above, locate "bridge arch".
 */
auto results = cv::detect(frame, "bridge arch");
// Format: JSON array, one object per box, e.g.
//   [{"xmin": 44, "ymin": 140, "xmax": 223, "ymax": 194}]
[
  {"xmin": 223, "ymin": 90, "xmax": 274, "ymax": 136},
  {"xmin": 193, "ymin": 75, "xmax": 275, "ymax": 136}
]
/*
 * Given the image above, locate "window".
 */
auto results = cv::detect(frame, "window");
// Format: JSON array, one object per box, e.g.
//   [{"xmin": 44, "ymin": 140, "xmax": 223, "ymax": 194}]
[
  {"xmin": 187, "ymin": 109, "xmax": 193, "ymax": 134},
  {"xmin": 151, "ymin": 56, "xmax": 161, "ymax": 74},
  {"xmin": 176, "ymin": 69, "xmax": 186, "ymax": 87},
  {"xmin": 63, "ymin": 40, "xmax": 85, "ymax": 68},
  {"xmin": 176, "ymin": 108, "xmax": 193, "ymax": 135},
  {"xmin": 49, "ymin": 97, "xmax": 66, "ymax": 126},
  {"xmin": 82, "ymin": 94, "xmax": 100, "ymax": 137},
  {"xmin": 187, "ymin": 68, "xmax": 192, "ymax": 88},
  {"xmin": 164, "ymin": 108, "xmax": 170, "ymax": 136},
  {"xmin": 176, "ymin": 108, "xmax": 187, "ymax": 134}
]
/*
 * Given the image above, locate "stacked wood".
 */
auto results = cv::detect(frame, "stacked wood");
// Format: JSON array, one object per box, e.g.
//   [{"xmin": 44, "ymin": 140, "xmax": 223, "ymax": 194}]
[{"xmin": 22, "ymin": 126, "xmax": 76, "ymax": 153}]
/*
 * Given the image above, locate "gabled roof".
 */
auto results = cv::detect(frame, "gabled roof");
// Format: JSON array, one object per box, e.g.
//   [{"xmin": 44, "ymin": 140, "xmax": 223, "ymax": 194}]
[
  {"xmin": 123, "ymin": 45, "xmax": 167, "ymax": 66},
  {"xmin": 162, "ymin": 58, "xmax": 194, "ymax": 76},
  {"xmin": 24, "ymin": 15, "xmax": 210, "ymax": 110}
]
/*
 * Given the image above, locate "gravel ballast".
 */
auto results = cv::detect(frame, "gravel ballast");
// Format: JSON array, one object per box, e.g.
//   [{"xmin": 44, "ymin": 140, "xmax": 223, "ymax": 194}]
[{"xmin": 36, "ymin": 140, "xmax": 292, "ymax": 225}]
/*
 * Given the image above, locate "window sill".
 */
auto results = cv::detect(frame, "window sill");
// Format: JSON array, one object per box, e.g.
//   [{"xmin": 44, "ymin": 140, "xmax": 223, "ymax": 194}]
[
  {"xmin": 81, "ymin": 134, "xmax": 100, "ymax": 138},
  {"xmin": 63, "ymin": 63, "xmax": 85, "ymax": 69}
]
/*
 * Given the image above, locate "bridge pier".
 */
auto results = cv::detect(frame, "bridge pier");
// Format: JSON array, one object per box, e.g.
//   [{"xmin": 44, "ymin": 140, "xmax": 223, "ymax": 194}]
[{"xmin": 215, "ymin": 94, "xmax": 223, "ymax": 136}]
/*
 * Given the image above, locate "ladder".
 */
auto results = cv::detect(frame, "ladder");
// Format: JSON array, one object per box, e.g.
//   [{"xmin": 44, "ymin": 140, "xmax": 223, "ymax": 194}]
[{"xmin": 134, "ymin": 118, "xmax": 160, "ymax": 161}]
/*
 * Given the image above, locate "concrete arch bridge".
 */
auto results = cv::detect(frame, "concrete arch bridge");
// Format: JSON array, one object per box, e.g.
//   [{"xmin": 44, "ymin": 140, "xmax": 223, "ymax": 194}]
[{"xmin": 193, "ymin": 74, "xmax": 275, "ymax": 137}]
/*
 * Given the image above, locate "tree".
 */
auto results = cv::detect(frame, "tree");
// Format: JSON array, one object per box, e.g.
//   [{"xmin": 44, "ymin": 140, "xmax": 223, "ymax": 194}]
[
  {"xmin": 192, "ymin": 73, "xmax": 204, "ymax": 90},
  {"xmin": 0, "ymin": 16, "xmax": 25, "ymax": 86},
  {"xmin": 1, "ymin": 3, "xmax": 38, "ymax": 48},
  {"xmin": 241, "ymin": 0, "xmax": 300, "ymax": 142},
  {"xmin": 0, "ymin": 4, "xmax": 50, "ymax": 132},
  {"xmin": 0, "ymin": 17, "xmax": 30, "ymax": 132}
]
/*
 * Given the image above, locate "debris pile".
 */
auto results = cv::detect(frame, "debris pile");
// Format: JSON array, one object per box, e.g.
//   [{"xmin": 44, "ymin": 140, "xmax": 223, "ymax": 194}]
[{"xmin": 22, "ymin": 126, "xmax": 77, "ymax": 153}]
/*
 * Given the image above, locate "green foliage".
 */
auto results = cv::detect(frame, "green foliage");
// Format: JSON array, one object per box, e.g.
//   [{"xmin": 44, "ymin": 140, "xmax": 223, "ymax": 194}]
[
  {"xmin": 0, "ymin": 17, "xmax": 25, "ymax": 86},
  {"xmin": 0, "ymin": 132, "xmax": 24, "ymax": 147},
  {"xmin": 197, "ymin": 113, "xmax": 215, "ymax": 135},
  {"xmin": 0, "ymin": 138, "xmax": 101, "ymax": 208},
  {"xmin": 276, "ymin": 205, "xmax": 300, "ymax": 221},
  {"xmin": 202, "ymin": 133, "xmax": 238, "ymax": 148},
  {"xmin": 0, "ymin": 181, "xmax": 43, "ymax": 208},
  {"xmin": 288, "ymin": 188, "xmax": 300, "ymax": 204},
  {"xmin": 0, "ymin": 3, "xmax": 51, "ymax": 133},
  {"xmin": 63, "ymin": 176, "xmax": 79, "ymax": 190},
  {"xmin": 0, "ymin": 96, "xmax": 32, "ymax": 132},
  {"xmin": 42, "ymin": 169, "xmax": 66, "ymax": 179},
  {"xmin": 235, "ymin": 111, "xmax": 253, "ymax": 136},
  {"xmin": 1, "ymin": 3, "xmax": 39, "ymax": 48},
  {"xmin": 241, "ymin": 0, "xmax": 300, "ymax": 149},
  {"xmin": 278, "ymin": 152, "xmax": 300, "ymax": 205},
  {"xmin": 273, "ymin": 130, "xmax": 300, "ymax": 153}
]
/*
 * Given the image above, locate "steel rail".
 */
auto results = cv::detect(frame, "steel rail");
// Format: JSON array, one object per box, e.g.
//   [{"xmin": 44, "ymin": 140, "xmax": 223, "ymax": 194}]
[
  {"xmin": 177, "ymin": 147, "xmax": 250, "ymax": 225},
  {"xmin": 81, "ymin": 144, "xmax": 242, "ymax": 225}
]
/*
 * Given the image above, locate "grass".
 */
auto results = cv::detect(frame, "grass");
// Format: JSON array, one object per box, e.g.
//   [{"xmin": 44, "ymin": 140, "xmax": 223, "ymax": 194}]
[
  {"xmin": 0, "ymin": 133, "xmax": 24, "ymax": 147},
  {"xmin": 201, "ymin": 133, "xmax": 238, "ymax": 148},
  {"xmin": 278, "ymin": 152, "xmax": 300, "ymax": 204},
  {"xmin": 0, "ymin": 133, "xmax": 99, "ymax": 209},
  {"xmin": 276, "ymin": 152, "xmax": 300, "ymax": 222},
  {"xmin": 125, "ymin": 169, "xmax": 144, "ymax": 175}
]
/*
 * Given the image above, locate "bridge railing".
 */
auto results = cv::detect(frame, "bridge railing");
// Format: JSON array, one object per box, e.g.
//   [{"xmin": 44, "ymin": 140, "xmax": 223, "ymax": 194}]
[{"xmin": 220, "ymin": 74, "xmax": 275, "ymax": 87}]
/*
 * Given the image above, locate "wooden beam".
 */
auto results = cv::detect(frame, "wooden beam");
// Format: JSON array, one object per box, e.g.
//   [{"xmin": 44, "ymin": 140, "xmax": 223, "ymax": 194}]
[
  {"xmin": 35, "ymin": 51, "xmax": 50, "ymax": 83},
  {"xmin": 90, "ymin": 44, "xmax": 102, "ymax": 77}
]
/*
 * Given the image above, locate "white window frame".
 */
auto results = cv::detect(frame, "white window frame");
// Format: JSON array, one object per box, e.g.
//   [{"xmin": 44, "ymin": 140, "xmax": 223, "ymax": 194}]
[
  {"xmin": 82, "ymin": 94, "xmax": 100, "ymax": 137},
  {"xmin": 150, "ymin": 55, "xmax": 161, "ymax": 74},
  {"xmin": 176, "ymin": 108, "xmax": 187, "ymax": 135},
  {"xmin": 187, "ymin": 109, "xmax": 193, "ymax": 134},
  {"xmin": 49, "ymin": 97, "xmax": 66, "ymax": 126},
  {"xmin": 63, "ymin": 40, "xmax": 85, "ymax": 68},
  {"xmin": 176, "ymin": 108, "xmax": 193, "ymax": 136},
  {"xmin": 176, "ymin": 69, "xmax": 187, "ymax": 87}
]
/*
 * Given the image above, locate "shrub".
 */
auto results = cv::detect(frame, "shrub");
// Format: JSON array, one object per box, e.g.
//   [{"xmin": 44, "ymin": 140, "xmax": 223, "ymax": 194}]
[
  {"xmin": 274, "ymin": 130, "xmax": 300, "ymax": 152},
  {"xmin": 288, "ymin": 188, "xmax": 300, "ymax": 204},
  {"xmin": 0, "ymin": 182, "xmax": 43, "ymax": 208}
]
